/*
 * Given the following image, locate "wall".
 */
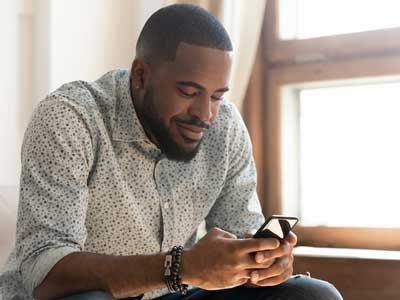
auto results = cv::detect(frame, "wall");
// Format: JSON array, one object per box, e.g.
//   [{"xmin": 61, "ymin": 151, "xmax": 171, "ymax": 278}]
[
  {"xmin": 0, "ymin": 0, "xmax": 19, "ymax": 187},
  {"xmin": 35, "ymin": 0, "xmax": 163, "ymax": 102},
  {"xmin": 0, "ymin": 0, "xmax": 163, "ymax": 185},
  {"xmin": 0, "ymin": 0, "xmax": 163, "ymax": 256}
]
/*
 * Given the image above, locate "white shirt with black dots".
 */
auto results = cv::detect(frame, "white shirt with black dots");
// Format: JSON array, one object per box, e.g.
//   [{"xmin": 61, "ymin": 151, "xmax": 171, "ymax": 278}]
[{"xmin": 0, "ymin": 69, "xmax": 264, "ymax": 300}]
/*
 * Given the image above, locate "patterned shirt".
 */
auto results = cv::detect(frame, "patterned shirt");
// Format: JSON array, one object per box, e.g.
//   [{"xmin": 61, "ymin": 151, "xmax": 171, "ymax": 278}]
[{"xmin": 0, "ymin": 69, "xmax": 264, "ymax": 300}]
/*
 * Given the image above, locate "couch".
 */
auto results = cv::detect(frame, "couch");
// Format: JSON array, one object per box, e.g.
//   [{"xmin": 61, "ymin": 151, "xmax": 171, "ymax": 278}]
[{"xmin": 0, "ymin": 186, "xmax": 18, "ymax": 265}]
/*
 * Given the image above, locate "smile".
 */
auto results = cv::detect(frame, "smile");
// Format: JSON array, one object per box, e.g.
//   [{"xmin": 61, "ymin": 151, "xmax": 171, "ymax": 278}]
[{"xmin": 176, "ymin": 122, "xmax": 205, "ymax": 142}]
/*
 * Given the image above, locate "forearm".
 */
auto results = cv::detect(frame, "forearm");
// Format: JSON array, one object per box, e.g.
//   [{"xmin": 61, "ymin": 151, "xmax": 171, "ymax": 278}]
[{"xmin": 34, "ymin": 251, "xmax": 166, "ymax": 300}]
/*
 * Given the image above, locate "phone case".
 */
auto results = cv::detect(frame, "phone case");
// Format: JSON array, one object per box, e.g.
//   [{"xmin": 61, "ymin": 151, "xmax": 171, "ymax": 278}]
[{"xmin": 253, "ymin": 215, "xmax": 298, "ymax": 240}]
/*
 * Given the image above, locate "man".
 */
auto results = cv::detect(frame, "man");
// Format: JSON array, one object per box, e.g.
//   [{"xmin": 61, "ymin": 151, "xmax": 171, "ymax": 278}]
[{"xmin": 0, "ymin": 4, "xmax": 342, "ymax": 300}]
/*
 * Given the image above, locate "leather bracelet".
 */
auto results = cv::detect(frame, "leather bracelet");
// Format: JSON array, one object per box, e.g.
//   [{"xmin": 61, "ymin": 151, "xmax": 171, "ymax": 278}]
[{"xmin": 164, "ymin": 245, "xmax": 188, "ymax": 295}]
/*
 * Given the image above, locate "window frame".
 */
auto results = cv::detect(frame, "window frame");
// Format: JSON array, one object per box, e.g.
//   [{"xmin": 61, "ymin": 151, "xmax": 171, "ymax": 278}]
[
  {"xmin": 266, "ymin": 0, "xmax": 400, "ymax": 66},
  {"xmin": 263, "ymin": 0, "xmax": 400, "ymax": 250}
]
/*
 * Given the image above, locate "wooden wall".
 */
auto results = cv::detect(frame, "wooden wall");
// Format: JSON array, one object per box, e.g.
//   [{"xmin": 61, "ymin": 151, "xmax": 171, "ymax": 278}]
[{"xmin": 294, "ymin": 254, "xmax": 400, "ymax": 300}]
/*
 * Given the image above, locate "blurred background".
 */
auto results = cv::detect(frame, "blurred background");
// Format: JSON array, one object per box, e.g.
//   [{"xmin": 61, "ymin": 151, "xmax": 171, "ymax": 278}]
[{"xmin": 1, "ymin": 1, "xmax": 400, "ymax": 299}]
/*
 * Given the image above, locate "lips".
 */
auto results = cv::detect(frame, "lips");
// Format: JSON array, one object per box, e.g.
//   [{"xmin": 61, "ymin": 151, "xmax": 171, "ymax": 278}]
[{"xmin": 176, "ymin": 122, "xmax": 205, "ymax": 141}]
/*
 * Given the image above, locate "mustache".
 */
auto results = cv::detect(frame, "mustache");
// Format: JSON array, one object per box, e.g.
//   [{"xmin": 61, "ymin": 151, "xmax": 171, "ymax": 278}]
[{"xmin": 175, "ymin": 117, "xmax": 210, "ymax": 130}]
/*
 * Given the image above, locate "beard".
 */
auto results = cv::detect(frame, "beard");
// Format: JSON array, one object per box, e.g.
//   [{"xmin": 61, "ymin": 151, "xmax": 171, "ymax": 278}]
[{"xmin": 138, "ymin": 87, "xmax": 204, "ymax": 163}]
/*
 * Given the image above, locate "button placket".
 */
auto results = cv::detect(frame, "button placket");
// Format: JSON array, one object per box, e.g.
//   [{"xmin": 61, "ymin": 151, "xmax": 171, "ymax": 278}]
[{"xmin": 154, "ymin": 158, "xmax": 174, "ymax": 251}]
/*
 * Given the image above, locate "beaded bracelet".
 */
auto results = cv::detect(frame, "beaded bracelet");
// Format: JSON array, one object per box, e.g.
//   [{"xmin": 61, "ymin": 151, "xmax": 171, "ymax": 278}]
[{"xmin": 164, "ymin": 245, "xmax": 188, "ymax": 296}]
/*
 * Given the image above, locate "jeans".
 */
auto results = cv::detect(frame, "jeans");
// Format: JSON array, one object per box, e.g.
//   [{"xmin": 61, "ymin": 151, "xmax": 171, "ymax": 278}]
[{"xmin": 59, "ymin": 275, "xmax": 343, "ymax": 300}]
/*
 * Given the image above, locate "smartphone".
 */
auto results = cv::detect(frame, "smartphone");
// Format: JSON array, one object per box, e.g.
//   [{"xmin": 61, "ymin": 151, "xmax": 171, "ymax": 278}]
[{"xmin": 253, "ymin": 215, "xmax": 299, "ymax": 240}]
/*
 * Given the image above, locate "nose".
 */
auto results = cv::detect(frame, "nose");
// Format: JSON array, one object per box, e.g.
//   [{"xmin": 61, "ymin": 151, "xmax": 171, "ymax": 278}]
[{"xmin": 188, "ymin": 94, "xmax": 213, "ymax": 123}]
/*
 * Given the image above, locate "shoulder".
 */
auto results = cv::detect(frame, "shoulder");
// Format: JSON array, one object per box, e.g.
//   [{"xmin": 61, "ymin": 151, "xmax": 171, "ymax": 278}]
[
  {"xmin": 47, "ymin": 69, "xmax": 127, "ymax": 112},
  {"xmin": 208, "ymin": 100, "xmax": 250, "ymax": 146},
  {"xmin": 200, "ymin": 100, "xmax": 251, "ymax": 162},
  {"xmin": 215, "ymin": 100, "xmax": 242, "ymax": 126},
  {"xmin": 32, "ymin": 69, "xmax": 128, "ymax": 131}
]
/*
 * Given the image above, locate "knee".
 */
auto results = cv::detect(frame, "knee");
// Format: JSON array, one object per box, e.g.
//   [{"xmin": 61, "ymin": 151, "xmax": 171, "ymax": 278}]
[
  {"xmin": 284, "ymin": 276, "xmax": 343, "ymax": 300},
  {"xmin": 57, "ymin": 291, "xmax": 116, "ymax": 300}
]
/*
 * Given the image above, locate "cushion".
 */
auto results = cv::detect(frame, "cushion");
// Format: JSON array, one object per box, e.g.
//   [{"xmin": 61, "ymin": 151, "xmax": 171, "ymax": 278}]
[{"xmin": 0, "ymin": 186, "xmax": 18, "ymax": 265}]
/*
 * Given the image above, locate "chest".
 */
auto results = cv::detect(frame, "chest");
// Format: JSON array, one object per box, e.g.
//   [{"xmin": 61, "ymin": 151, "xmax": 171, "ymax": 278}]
[{"xmin": 84, "ymin": 141, "xmax": 226, "ymax": 254}]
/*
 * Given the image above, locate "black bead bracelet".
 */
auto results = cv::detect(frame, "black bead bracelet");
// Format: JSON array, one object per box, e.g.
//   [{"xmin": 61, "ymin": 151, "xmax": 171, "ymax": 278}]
[{"xmin": 164, "ymin": 245, "xmax": 188, "ymax": 296}]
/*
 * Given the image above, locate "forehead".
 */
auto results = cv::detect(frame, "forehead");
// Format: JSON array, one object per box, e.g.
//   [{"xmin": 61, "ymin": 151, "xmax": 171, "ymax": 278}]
[{"xmin": 158, "ymin": 42, "xmax": 233, "ymax": 87}]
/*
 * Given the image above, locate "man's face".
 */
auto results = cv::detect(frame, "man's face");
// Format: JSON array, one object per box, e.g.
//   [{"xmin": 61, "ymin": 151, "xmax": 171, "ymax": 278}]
[{"xmin": 136, "ymin": 43, "xmax": 233, "ymax": 162}]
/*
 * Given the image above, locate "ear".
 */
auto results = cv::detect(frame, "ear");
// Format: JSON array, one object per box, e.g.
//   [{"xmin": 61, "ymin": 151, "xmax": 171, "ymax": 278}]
[{"xmin": 131, "ymin": 58, "xmax": 151, "ymax": 91}]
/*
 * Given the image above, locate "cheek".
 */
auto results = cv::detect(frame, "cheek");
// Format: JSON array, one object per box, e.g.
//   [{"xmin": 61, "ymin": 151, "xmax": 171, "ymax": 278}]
[{"xmin": 154, "ymin": 94, "xmax": 189, "ymax": 127}]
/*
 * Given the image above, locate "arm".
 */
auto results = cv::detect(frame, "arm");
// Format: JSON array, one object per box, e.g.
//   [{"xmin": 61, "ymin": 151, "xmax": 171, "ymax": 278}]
[
  {"xmin": 205, "ymin": 104, "xmax": 264, "ymax": 237},
  {"xmin": 205, "ymin": 104, "xmax": 297, "ymax": 287},
  {"xmin": 35, "ymin": 229, "xmax": 282, "ymax": 300},
  {"xmin": 16, "ymin": 99, "xmax": 168, "ymax": 300},
  {"xmin": 34, "ymin": 252, "xmax": 166, "ymax": 300}
]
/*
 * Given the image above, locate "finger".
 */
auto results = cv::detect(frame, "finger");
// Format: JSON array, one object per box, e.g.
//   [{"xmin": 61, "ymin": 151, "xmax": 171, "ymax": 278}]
[
  {"xmin": 285, "ymin": 231, "xmax": 297, "ymax": 246},
  {"xmin": 254, "ymin": 240, "xmax": 292, "ymax": 263},
  {"xmin": 253, "ymin": 256, "xmax": 292, "ymax": 280},
  {"xmin": 238, "ymin": 270, "xmax": 252, "ymax": 279},
  {"xmin": 223, "ymin": 277, "xmax": 250, "ymax": 290},
  {"xmin": 235, "ymin": 277, "xmax": 250, "ymax": 287},
  {"xmin": 235, "ymin": 237, "xmax": 280, "ymax": 254},
  {"xmin": 243, "ymin": 254, "xmax": 276, "ymax": 270},
  {"xmin": 229, "ymin": 272, "xmax": 251, "ymax": 288},
  {"xmin": 253, "ymin": 267, "xmax": 293, "ymax": 287},
  {"xmin": 247, "ymin": 258, "xmax": 275, "ymax": 270}
]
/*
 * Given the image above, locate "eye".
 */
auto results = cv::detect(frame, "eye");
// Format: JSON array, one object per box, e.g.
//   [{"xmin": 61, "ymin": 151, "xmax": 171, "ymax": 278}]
[
  {"xmin": 211, "ymin": 95, "xmax": 224, "ymax": 101},
  {"xmin": 211, "ymin": 91, "xmax": 226, "ymax": 101},
  {"xmin": 177, "ymin": 87, "xmax": 200, "ymax": 98}
]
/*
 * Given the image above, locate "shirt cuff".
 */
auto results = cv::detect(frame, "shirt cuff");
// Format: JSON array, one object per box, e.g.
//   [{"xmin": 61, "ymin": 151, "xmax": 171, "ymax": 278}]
[{"xmin": 20, "ymin": 246, "xmax": 79, "ymax": 297}]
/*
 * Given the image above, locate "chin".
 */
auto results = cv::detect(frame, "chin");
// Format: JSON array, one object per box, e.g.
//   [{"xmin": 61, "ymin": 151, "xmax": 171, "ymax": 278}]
[
  {"xmin": 163, "ymin": 138, "xmax": 201, "ymax": 163},
  {"xmin": 180, "ymin": 140, "xmax": 200, "ymax": 151}
]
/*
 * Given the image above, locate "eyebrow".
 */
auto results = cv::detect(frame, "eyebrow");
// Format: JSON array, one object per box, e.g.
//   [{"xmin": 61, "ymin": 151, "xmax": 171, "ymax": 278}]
[{"xmin": 177, "ymin": 81, "xmax": 229, "ymax": 93}]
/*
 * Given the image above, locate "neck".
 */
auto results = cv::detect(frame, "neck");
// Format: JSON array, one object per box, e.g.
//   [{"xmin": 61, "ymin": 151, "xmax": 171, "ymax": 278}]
[{"xmin": 130, "ymin": 84, "xmax": 160, "ymax": 148}]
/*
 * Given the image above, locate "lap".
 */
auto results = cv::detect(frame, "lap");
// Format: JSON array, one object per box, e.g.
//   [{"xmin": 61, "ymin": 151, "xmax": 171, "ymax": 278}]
[
  {"xmin": 156, "ymin": 275, "xmax": 343, "ymax": 300},
  {"xmin": 58, "ymin": 276, "xmax": 342, "ymax": 300},
  {"xmin": 57, "ymin": 291, "xmax": 115, "ymax": 300}
]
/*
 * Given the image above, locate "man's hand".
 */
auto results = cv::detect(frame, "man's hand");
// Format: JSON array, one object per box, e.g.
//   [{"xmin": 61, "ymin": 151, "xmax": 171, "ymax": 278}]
[
  {"xmin": 244, "ymin": 231, "xmax": 297, "ymax": 288},
  {"xmin": 181, "ymin": 227, "xmax": 280, "ymax": 290}
]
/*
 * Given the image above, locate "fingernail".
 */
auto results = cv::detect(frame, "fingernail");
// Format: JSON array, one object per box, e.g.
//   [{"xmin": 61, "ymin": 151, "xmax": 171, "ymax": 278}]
[
  {"xmin": 256, "ymin": 252, "xmax": 264, "ymax": 263},
  {"xmin": 250, "ymin": 271, "xmax": 259, "ymax": 282}
]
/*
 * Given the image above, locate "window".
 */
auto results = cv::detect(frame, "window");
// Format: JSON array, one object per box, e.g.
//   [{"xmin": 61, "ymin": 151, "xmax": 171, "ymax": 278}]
[
  {"xmin": 265, "ymin": 0, "xmax": 400, "ymax": 66},
  {"xmin": 283, "ymin": 82, "xmax": 400, "ymax": 228},
  {"xmin": 299, "ymin": 83, "xmax": 400, "ymax": 228},
  {"xmin": 280, "ymin": 0, "xmax": 400, "ymax": 40},
  {"xmin": 263, "ymin": 0, "xmax": 400, "ymax": 250}
]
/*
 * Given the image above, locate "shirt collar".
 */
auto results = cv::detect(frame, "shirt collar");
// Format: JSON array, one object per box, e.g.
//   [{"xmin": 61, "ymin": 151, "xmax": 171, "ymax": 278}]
[{"xmin": 112, "ymin": 70, "xmax": 150, "ymax": 143}]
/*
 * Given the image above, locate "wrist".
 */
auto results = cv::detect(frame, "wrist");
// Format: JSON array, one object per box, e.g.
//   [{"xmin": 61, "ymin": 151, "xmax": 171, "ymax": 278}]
[
  {"xmin": 180, "ymin": 248, "xmax": 197, "ymax": 286},
  {"xmin": 164, "ymin": 246, "xmax": 189, "ymax": 295}
]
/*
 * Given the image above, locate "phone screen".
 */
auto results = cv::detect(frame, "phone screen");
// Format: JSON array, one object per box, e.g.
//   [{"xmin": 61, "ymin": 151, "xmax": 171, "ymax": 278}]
[{"xmin": 253, "ymin": 215, "xmax": 298, "ymax": 240}]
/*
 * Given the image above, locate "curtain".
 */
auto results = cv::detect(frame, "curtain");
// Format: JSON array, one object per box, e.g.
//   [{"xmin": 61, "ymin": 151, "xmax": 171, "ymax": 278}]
[
  {"xmin": 242, "ymin": 15, "xmax": 268, "ymax": 213},
  {"xmin": 164, "ymin": 0, "xmax": 267, "ymax": 112}
]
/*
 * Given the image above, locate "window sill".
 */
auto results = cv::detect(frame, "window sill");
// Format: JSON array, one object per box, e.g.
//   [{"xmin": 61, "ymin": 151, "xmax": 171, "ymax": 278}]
[{"xmin": 294, "ymin": 246, "xmax": 400, "ymax": 260}]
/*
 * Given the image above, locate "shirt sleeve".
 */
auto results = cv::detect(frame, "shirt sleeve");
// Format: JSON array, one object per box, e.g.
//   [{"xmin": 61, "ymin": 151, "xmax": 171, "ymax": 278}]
[
  {"xmin": 15, "ymin": 97, "xmax": 95, "ymax": 296},
  {"xmin": 205, "ymin": 104, "xmax": 265, "ymax": 238}
]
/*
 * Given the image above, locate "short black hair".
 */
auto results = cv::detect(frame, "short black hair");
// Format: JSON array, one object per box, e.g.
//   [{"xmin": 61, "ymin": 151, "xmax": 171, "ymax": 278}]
[{"xmin": 136, "ymin": 4, "xmax": 233, "ymax": 63}]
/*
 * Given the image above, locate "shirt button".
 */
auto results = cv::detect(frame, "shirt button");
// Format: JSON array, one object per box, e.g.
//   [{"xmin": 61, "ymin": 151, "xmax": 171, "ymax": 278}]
[{"xmin": 164, "ymin": 202, "xmax": 170, "ymax": 209}]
